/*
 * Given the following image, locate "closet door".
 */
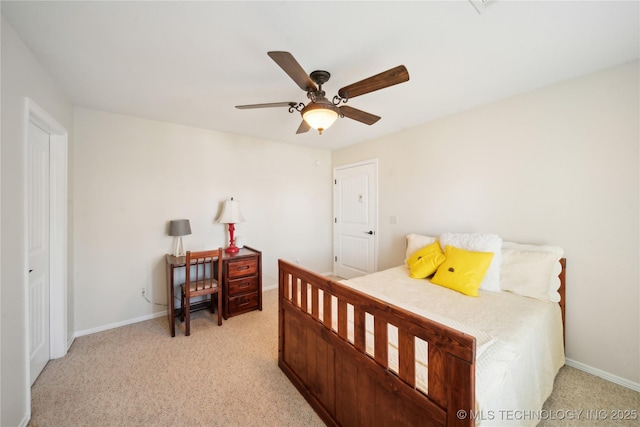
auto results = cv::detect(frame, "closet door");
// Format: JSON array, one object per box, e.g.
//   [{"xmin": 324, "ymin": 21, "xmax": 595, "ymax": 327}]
[{"xmin": 28, "ymin": 121, "xmax": 51, "ymax": 385}]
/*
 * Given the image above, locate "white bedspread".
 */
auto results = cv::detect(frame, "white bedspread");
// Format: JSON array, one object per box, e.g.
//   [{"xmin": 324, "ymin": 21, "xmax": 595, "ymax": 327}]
[{"xmin": 337, "ymin": 266, "xmax": 565, "ymax": 427}]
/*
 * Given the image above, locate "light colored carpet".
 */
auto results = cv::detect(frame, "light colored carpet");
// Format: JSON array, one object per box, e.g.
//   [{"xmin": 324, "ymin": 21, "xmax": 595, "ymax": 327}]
[
  {"xmin": 29, "ymin": 289, "xmax": 638, "ymax": 426},
  {"xmin": 29, "ymin": 289, "xmax": 324, "ymax": 427},
  {"xmin": 539, "ymin": 366, "xmax": 638, "ymax": 427}
]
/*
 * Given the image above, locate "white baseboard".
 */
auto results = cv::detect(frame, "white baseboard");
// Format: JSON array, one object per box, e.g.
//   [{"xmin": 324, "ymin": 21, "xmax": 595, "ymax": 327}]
[
  {"xmin": 18, "ymin": 414, "xmax": 29, "ymax": 427},
  {"xmin": 74, "ymin": 311, "xmax": 166, "ymax": 338},
  {"xmin": 566, "ymin": 358, "xmax": 640, "ymax": 392}
]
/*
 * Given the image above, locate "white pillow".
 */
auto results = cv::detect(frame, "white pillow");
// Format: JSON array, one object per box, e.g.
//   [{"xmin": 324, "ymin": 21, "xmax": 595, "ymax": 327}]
[
  {"xmin": 500, "ymin": 241, "xmax": 564, "ymax": 302},
  {"xmin": 404, "ymin": 234, "xmax": 437, "ymax": 266},
  {"xmin": 439, "ymin": 233, "xmax": 503, "ymax": 292}
]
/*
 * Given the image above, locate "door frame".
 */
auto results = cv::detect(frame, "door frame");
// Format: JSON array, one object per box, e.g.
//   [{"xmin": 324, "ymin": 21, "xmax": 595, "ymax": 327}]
[
  {"xmin": 332, "ymin": 159, "xmax": 379, "ymax": 276},
  {"xmin": 25, "ymin": 98, "xmax": 68, "ymax": 363}
]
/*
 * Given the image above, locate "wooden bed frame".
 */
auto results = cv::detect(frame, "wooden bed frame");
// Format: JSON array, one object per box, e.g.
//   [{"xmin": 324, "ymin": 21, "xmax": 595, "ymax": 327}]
[{"xmin": 278, "ymin": 258, "xmax": 566, "ymax": 427}]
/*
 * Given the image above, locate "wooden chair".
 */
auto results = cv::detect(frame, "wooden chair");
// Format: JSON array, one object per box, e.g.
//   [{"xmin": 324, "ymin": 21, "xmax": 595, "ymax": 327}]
[{"xmin": 179, "ymin": 249, "xmax": 223, "ymax": 336}]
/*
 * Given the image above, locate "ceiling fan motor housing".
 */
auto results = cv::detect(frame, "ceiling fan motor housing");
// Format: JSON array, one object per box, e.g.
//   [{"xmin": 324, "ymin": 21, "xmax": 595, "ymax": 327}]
[{"xmin": 310, "ymin": 70, "xmax": 331, "ymax": 86}]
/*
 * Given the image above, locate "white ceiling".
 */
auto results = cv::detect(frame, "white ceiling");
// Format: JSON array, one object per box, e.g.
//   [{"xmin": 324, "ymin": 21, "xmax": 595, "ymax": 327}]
[{"xmin": 3, "ymin": 1, "xmax": 639, "ymax": 150}]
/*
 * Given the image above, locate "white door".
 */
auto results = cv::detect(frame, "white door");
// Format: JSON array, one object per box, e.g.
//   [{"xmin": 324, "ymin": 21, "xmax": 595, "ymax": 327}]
[
  {"xmin": 28, "ymin": 121, "xmax": 51, "ymax": 385},
  {"xmin": 333, "ymin": 161, "xmax": 377, "ymax": 279}
]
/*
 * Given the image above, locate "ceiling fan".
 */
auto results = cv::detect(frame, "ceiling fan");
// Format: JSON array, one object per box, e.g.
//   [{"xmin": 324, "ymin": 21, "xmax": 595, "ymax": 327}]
[{"xmin": 235, "ymin": 51, "xmax": 410, "ymax": 135}]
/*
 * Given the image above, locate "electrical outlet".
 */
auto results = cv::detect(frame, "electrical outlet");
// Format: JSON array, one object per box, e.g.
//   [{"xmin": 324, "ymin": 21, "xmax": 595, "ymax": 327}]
[{"xmin": 141, "ymin": 287, "xmax": 151, "ymax": 303}]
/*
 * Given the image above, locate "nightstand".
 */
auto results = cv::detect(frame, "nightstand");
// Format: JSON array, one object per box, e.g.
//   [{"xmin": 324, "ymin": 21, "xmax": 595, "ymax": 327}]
[{"xmin": 222, "ymin": 246, "xmax": 262, "ymax": 319}]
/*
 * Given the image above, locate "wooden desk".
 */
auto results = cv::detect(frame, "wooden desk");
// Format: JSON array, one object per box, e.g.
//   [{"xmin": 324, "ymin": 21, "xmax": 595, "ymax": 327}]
[{"xmin": 165, "ymin": 246, "xmax": 262, "ymax": 336}]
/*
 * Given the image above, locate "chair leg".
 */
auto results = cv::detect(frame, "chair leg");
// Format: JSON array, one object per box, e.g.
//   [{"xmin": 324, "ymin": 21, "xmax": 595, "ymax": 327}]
[
  {"xmin": 180, "ymin": 290, "xmax": 185, "ymax": 322},
  {"xmin": 185, "ymin": 295, "xmax": 190, "ymax": 336},
  {"xmin": 217, "ymin": 290, "xmax": 222, "ymax": 326}
]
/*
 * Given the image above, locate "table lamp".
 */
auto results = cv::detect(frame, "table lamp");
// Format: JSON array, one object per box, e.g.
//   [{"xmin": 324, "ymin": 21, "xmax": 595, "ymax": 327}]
[
  {"xmin": 218, "ymin": 197, "xmax": 245, "ymax": 254},
  {"xmin": 168, "ymin": 219, "xmax": 191, "ymax": 257}
]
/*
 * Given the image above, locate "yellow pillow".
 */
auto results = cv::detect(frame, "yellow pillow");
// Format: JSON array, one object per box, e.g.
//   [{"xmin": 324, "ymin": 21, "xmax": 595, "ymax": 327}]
[
  {"xmin": 407, "ymin": 242, "xmax": 446, "ymax": 279},
  {"xmin": 431, "ymin": 245, "xmax": 494, "ymax": 296}
]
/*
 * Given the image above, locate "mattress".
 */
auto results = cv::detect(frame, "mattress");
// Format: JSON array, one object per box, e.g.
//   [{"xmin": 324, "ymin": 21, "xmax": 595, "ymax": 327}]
[{"xmin": 329, "ymin": 266, "xmax": 565, "ymax": 427}]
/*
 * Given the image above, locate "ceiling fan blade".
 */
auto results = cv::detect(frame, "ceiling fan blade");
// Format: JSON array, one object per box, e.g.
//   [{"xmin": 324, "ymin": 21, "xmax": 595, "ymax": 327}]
[
  {"xmin": 338, "ymin": 65, "xmax": 409, "ymax": 100},
  {"xmin": 296, "ymin": 120, "xmax": 311, "ymax": 134},
  {"xmin": 340, "ymin": 105, "xmax": 381, "ymax": 125},
  {"xmin": 235, "ymin": 102, "xmax": 296, "ymax": 109},
  {"xmin": 268, "ymin": 51, "xmax": 318, "ymax": 92}
]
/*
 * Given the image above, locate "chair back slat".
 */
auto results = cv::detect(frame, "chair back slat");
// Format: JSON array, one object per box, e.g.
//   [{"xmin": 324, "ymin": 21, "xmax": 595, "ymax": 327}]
[{"xmin": 195, "ymin": 255, "xmax": 205, "ymax": 291}]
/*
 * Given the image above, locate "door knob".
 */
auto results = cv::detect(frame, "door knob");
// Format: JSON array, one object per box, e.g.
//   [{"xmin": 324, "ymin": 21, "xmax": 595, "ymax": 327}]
[{"xmin": 365, "ymin": 230, "xmax": 374, "ymax": 235}]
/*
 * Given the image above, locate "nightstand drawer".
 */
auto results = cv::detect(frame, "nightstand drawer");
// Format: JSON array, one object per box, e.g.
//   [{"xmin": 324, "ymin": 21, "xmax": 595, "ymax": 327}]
[
  {"xmin": 227, "ymin": 258, "xmax": 258, "ymax": 278},
  {"xmin": 228, "ymin": 292, "xmax": 259, "ymax": 313},
  {"xmin": 228, "ymin": 276, "xmax": 258, "ymax": 297}
]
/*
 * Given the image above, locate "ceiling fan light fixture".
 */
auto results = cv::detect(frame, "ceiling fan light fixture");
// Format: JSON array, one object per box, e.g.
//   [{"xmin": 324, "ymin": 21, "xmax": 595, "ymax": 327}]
[
  {"xmin": 301, "ymin": 101, "xmax": 339, "ymax": 135},
  {"xmin": 237, "ymin": 52, "xmax": 410, "ymax": 135}
]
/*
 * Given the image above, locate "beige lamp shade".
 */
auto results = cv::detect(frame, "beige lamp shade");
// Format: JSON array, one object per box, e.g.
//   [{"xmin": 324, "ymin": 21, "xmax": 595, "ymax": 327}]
[{"xmin": 218, "ymin": 198, "xmax": 245, "ymax": 224}]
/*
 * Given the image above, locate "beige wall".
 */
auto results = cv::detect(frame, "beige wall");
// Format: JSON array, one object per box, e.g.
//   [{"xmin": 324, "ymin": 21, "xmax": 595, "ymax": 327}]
[
  {"xmin": 73, "ymin": 108, "xmax": 332, "ymax": 333},
  {"xmin": 1, "ymin": 16, "xmax": 74, "ymax": 426},
  {"xmin": 333, "ymin": 61, "xmax": 640, "ymax": 385}
]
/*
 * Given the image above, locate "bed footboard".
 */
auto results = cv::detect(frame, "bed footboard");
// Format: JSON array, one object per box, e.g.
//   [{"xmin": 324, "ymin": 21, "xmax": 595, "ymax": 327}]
[{"xmin": 278, "ymin": 260, "xmax": 476, "ymax": 427}]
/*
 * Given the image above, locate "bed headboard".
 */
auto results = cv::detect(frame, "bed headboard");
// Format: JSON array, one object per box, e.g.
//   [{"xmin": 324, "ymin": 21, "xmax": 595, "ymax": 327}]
[{"xmin": 558, "ymin": 258, "xmax": 567, "ymax": 340}]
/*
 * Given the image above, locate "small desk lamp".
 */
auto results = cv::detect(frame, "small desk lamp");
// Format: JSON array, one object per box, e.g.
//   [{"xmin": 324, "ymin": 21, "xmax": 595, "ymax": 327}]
[
  {"xmin": 218, "ymin": 197, "xmax": 245, "ymax": 254},
  {"xmin": 168, "ymin": 219, "xmax": 191, "ymax": 257}
]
